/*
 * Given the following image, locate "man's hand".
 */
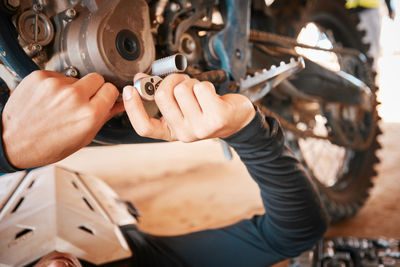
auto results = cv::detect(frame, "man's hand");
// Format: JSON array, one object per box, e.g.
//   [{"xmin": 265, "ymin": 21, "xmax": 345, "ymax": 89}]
[
  {"xmin": 2, "ymin": 70, "xmax": 124, "ymax": 169},
  {"xmin": 123, "ymin": 73, "xmax": 256, "ymax": 142}
]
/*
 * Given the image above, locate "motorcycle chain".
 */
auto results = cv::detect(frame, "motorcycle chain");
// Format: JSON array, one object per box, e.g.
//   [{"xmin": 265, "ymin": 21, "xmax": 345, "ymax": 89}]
[{"xmin": 249, "ymin": 29, "xmax": 364, "ymax": 59}]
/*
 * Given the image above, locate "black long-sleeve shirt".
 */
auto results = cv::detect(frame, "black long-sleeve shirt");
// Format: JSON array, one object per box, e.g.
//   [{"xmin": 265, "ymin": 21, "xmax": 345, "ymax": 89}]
[{"xmin": 119, "ymin": 110, "xmax": 329, "ymax": 266}]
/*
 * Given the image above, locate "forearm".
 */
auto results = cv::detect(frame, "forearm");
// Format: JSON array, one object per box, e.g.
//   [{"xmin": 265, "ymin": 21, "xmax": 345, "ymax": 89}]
[{"xmin": 223, "ymin": 109, "xmax": 329, "ymax": 256}]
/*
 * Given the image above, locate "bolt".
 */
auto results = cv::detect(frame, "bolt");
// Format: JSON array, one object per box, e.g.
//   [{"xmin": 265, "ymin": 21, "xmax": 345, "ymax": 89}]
[
  {"xmin": 65, "ymin": 8, "xmax": 76, "ymax": 20},
  {"xmin": 182, "ymin": 37, "xmax": 196, "ymax": 54},
  {"xmin": 33, "ymin": 51, "xmax": 47, "ymax": 65},
  {"xmin": 170, "ymin": 2, "xmax": 180, "ymax": 12},
  {"xmin": 25, "ymin": 43, "xmax": 42, "ymax": 57},
  {"xmin": 235, "ymin": 49, "xmax": 242, "ymax": 59},
  {"xmin": 33, "ymin": 4, "xmax": 43, "ymax": 12},
  {"xmin": 33, "ymin": 3, "xmax": 43, "ymax": 13},
  {"xmin": 6, "ymin": 0, "xmax": 20, "ymax": 9},
  {"xmin": 65, "ymin": 67, "xmax": 79, "ymax": 77}
]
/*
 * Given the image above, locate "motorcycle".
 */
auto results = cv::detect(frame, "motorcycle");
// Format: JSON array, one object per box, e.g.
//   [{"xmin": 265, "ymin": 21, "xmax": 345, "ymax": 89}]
[{"xmin": 0, "ymin": 0, "xmax": 381, "ymax": 223}]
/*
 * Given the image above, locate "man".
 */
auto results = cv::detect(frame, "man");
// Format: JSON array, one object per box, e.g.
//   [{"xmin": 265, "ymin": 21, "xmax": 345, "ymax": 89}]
[{"xmin": 0, "ymin": 70, "xmax": 328, "ymax": 266}]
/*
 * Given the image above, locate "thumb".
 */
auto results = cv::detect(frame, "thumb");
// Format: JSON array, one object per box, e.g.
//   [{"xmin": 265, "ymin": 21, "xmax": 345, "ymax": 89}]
[{"xmin": 122, "ymin": 85, "xmax": 153, "ymax": 130}]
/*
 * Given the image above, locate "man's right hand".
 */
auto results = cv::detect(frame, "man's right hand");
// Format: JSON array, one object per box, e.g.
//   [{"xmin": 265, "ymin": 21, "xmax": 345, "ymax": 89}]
[{"xmin": 2, "ymin": 70, "xmax": 124, "ymax": 169}]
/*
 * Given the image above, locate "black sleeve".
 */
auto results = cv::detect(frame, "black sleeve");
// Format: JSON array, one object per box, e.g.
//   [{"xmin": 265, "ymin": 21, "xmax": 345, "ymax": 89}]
[
  {"xmin": 121, "ymin": 110, "xmax": 329, "ymax": 267},
  {"xmin": 0, "ymin": 105, "xmax": 22, "ymax": 173}
]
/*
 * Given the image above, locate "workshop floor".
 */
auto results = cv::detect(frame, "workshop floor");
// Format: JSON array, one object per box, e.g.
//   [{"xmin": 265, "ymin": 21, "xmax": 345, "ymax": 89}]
[{"xmin": 58, "ymin": 13, "xmax": 400, "ymax": 266}]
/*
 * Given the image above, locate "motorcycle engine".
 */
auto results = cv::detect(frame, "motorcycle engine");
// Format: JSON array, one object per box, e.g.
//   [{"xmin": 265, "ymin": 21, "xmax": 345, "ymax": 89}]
[{"xmin": 15, "ymin": 0, "xmax": 155, "ymax": 88}]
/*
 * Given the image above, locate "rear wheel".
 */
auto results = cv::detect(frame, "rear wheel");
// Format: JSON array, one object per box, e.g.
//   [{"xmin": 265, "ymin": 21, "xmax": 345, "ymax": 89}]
[
  {"xmin": 256, "ymin": 0, "xmax": 381, "ymax": 222},
  {"xmin": 291, "ymin": 0, "xmax": 381, "ymax": 222}
]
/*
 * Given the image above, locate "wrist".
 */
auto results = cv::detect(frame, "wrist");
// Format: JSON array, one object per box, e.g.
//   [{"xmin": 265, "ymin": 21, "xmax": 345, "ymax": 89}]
[
  {"xmin": 1, "ymin": 109, "xmax": 25, "ymax": 171},
  {"xmin": 223, "ymin": 107, "xmax": 269, "ymax": 144},
  {"xmin": 2, "ymin": 126, "xmax": 25, "ymax": 170}
]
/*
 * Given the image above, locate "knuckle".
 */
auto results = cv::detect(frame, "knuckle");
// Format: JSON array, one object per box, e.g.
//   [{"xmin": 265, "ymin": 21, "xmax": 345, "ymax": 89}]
[
  {"xmin": 42, "ymin": 77, "xmax": 62, "ymax": 90},
  {"xmin": 105, "ymin": 82, "xmax": 119, "ymax": 96},
  {"xmin": 173, "ymin": 83, "xmax": 187, "ymax": 97},
  {"xmin": 168, "ymin": 73, "xmax": 184, "ymax": 80},
  {"xmin": 194, "ymin": 127, "xmax": 208, "ymax": 140},
  {"xmin": 136, "ymin": 124, "xmax": 152, "ymax": 137},
  {"xmin": 201, "ymin": 81, "xmax": 214, "ymax": 89},
  {"xmin": 209, "ymin": 116, "xmax": 226, "ymax": 131},
  {"xmin": 154, "ymin": 88, "xmax": 166, "ymax": 101},
  {"xmin": 175, "ymin": 131, "xmax": 193, "ymax": 143},
  {"xmin": 88, "ymin": 72, "xmax": 105, "ymax": 83},
  {"xmin": 87, "ymin": 105, "xmax": 100, "ymax": 118},
  {"xmin": 80, "ymin": 106, "xmax": 98, "ymax": 124},
  {"xmin": 67, "ymin": 85, "xmax": 83, "ymax": 100},
  {"xmin": 30, "ymin": 70, "xmax": 47, "ymax": 80},
  {"xmin": 180, "ymin": 135, "xmax": 194, "ymax": 143}
]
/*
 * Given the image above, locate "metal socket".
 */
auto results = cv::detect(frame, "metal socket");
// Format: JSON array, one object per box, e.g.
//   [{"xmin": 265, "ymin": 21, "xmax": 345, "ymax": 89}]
[{"xmin": 151, "ymin": 53, "xmax": 187, "ymax": 77}]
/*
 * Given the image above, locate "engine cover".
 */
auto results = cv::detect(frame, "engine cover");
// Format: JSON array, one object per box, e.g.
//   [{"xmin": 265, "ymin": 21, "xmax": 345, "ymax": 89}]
[{"xmin": 61, "ymin": 0, "xmax": 155, "ymax": 87}]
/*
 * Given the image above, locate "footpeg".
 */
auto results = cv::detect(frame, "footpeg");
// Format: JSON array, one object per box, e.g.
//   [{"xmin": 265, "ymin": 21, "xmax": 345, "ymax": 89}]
[{"xmin": 240, "ymin": 57, "xmax": 305, "ymax": 102}]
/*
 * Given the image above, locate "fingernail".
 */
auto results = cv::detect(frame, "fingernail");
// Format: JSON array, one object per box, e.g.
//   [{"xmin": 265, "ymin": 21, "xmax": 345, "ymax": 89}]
[{"xmin": 123, "ymin": 86, "xmax": 133, "ymax": 101}]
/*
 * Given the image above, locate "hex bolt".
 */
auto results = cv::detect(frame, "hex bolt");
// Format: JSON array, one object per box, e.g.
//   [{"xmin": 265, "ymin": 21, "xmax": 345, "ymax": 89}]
[
  {"xmin": 65, "ymin": 8, "xmax": 76, "ymax": 20},
  {"xmin": 33, "ymin": 3, "xmax": 43, "ymax": 13},
  {"xmin": 65, "ymin": 67, "xmax": 79, "ymax": 77},
  {"xmin": 170, "ymin": 2, "xmax": 180, "ymax": 12},
  {"xmin": 25, "ymin": 43, "xmax": 42, "ymax": 57}
]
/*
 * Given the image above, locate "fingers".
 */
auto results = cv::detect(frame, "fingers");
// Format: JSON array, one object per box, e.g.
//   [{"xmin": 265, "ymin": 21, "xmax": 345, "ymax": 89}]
[
  {"xmin": 154, "ymin": 74, "xmax": 188, "ymax": 125},
  {"xmin": 17, "ymin": 70, "xmax": 74, "ymax": 91},
  {"xmin": 73, "ymin": 73, "xmax": 105, "ymax": 98},
  {"xmin": 174, "ymin": 78, "xmax": 202, "ymax": 120},
  {"xmin": 106, "ymin": 101, "xmax": 125, "ymax": 121},
  {"xmin": 123, "ymin": 86, "xmax": 171, "ymax": 140},
  {"xmin": 90, "ymin": 82, "xmax": 119, "ymax": 114},
  {"xmin": 193, "ymin": 81, "xmax": 221, "ymax": 114}
]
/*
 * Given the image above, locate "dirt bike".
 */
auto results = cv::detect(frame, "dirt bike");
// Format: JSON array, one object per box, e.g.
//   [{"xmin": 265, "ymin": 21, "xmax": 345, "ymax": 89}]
[{"xmin": 0, "ymin": 0, "xmax": 381, "ymax": 223}]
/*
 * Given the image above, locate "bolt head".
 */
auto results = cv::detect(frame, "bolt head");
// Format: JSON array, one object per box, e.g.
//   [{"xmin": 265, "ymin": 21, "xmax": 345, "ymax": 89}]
[
  {"xmin": 33, "ymin": 3, "xmax": 43, "ymax": 13},
  {"xmin": 65, "ymin": 8, "xmax": 76, "ymax": 19},
  {"xmin": 170, "ymin": 3, "xmax": 180, "ymax": 12},
  {"xmin": 65, "ymin": 67, "xmax": 79, "ymax": 77}
]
